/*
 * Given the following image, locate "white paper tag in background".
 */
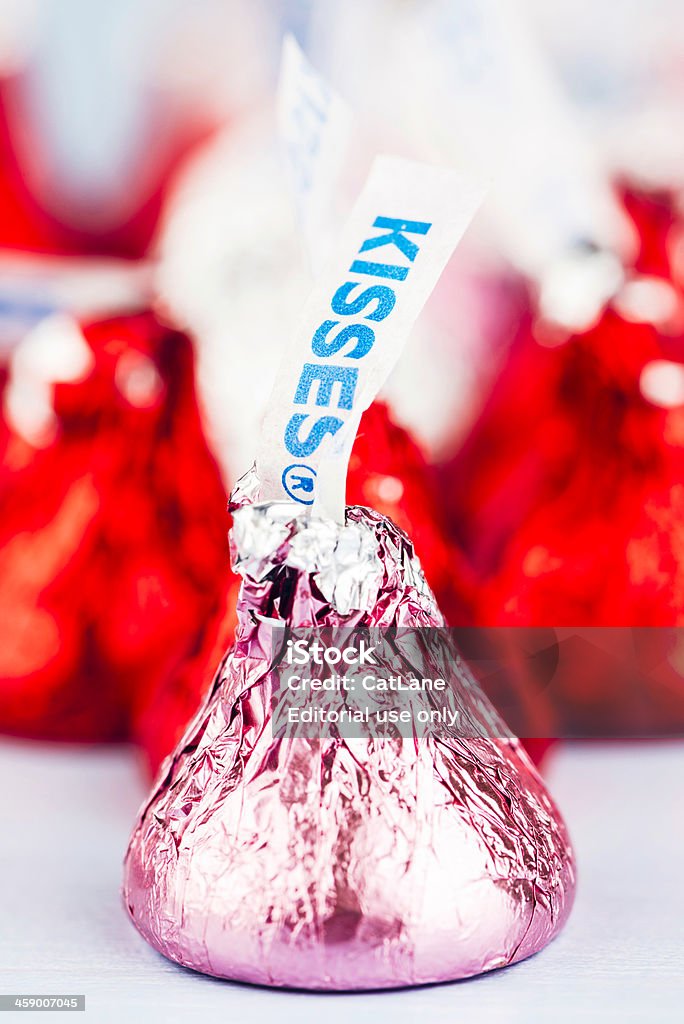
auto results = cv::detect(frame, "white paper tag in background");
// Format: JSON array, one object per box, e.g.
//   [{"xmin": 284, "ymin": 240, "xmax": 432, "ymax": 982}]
[
  {"xmin": 0, "ymin": 253, "xmax": 150, "ymax": 355},
  {"xmin": 413, "ymin": 0, "xmax": 631, "ymax": 273},
  {"xmin": 277, "ymin": 33, "xmax": 353, "ymax": 271},
  {"xmin": 304, "ymin": 0, "xmax": 631, "ymax": 277},
  {"xmin": 256, "ymin": 155, "xmax": 486, "ymax": 522}
]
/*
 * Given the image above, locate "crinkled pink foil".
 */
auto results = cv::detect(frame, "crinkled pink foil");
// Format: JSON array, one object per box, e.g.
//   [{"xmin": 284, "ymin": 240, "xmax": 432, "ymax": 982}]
[{"xmin": 123, "ymin": 469, "xmax": 575, "ymax": 989}]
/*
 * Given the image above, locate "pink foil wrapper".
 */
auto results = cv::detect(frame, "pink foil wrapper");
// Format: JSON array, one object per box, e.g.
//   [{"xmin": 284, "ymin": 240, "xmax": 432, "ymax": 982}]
[{"xmin": 123, "ymin": 468, "xmax": 575, "ymax": 989}]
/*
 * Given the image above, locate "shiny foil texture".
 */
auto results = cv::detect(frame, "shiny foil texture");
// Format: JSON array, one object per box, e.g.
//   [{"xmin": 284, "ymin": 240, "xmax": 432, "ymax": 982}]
[
  {"xmin": 452, "ymin": 308, "xmax": 684, "ymax": 626},
  {"xmin": 124, "ymin": 470, "xmax": 575, "ymax": 989},
  {"xmin": 0, "ymin": 309, "xmax": 230, "ymax": 740},
  {"xmin": 468, "ymin": 311, "xmax": 684, "ymax": 733},
  {"xmin": 441, "ymin": 186, "xmax": 684, "ymax": 597},
  {"xmin": 440, "ymin": 187, "xmax": 684, "ymax": 734},
  {"xmin": 135, "ymin": 400, "xmax": 482, "ymax": 773}
]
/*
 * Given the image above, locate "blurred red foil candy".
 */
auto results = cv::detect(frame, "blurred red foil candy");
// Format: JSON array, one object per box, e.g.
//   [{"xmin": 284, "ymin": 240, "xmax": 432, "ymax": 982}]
[
  {"xmin": 347, "ymin": 402, "xmax": 476, "ymax": 627},
  {"xmin": 444, "ymin": 187, "xmax": 684, "ymax": 577},
  {"xmin": 440, "ymin": 188, "xmax": 684, "ymax": 734},
  {"xmin": 134, "ymin": 571, "xmax": 240, "ymax": 772},
  {"xmin": 0, "ymin": 309, "xmax": 229, "ymax": 740},
  {"xmin": 619, "ymin": 183, "xmax": 679, "ymax": 280},
  {"xmin": 479, "ymin": 327, "xmax": 683, "ymax": 624},
  {"xmin": 0, "ymin": 75, "xmax": 212, "ymax": 260},
  {"xmin": 470, "ymin": 314, "xmax": 684, "ymax": 732}
]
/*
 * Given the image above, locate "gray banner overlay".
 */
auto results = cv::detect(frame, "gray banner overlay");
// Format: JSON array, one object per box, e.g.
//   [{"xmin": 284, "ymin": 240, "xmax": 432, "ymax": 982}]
[
  {"xmin": 266, "ymin": 626, "xmax": 684, "ymax": 739},
  {"xmin": 0, "ymin": 997, "xmax": 85, "ymax": 1012}
]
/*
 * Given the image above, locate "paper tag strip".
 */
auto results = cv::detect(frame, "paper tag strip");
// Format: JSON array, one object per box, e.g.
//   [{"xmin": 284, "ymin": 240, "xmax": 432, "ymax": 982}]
[
  {"xmin": 277, "ymin": 33, "xmax": 353, "ymax": 272},
  {"xmin": 256, "ymin": 155, "xmax": 485, "ymax": 522}
]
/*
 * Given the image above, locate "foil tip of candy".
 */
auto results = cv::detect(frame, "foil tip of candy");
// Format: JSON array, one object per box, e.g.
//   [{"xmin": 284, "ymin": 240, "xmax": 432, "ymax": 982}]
[{"xmin": 229, "ymin": 466, "xmax": 413, "ymax": 616}]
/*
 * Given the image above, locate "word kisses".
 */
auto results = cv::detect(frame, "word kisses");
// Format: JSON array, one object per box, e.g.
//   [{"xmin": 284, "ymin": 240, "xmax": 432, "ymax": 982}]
[
  {"xmin": 285, "ymin": 637, "xmax": 377, "ymax": 667},
  {"xmin": 282, "ymin": 215, "xmax": 431, "ymax": 499}
]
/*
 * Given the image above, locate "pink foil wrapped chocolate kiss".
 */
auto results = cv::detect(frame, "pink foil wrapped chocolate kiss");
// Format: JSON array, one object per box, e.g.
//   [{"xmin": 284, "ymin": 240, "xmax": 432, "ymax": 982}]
[{"xmin": 123, "ymin": 467, "xmax": 575, "ymax": 989}]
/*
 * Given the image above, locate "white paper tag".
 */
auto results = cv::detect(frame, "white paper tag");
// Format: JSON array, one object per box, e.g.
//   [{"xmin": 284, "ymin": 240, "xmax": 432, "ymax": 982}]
[
  {"xmin": 277, "ymin": 33, "xmax": 353, "ymax": 271},
  {"xmin": 256, "ymin": 155, "xmax": 486, "ymax": 522}
]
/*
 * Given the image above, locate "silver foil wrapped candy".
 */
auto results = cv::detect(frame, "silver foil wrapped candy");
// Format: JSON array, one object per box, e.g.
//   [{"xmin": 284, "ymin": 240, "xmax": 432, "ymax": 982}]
[{"xmin": 123, "ymin": 469, "xmax": 575, "ymax": 989}]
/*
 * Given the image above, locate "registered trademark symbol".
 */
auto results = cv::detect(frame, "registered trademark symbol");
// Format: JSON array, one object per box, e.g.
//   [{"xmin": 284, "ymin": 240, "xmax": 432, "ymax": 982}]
[{"xmin": 282, "ymin": 463, "xmax": 317, "ymax": 504}]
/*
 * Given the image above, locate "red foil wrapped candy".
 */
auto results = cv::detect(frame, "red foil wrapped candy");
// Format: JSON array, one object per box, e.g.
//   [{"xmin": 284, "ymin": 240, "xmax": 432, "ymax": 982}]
[
  {"xmin": 0, "ymin": 309, "xmax": 228, "ymax": 740},
  {"xmin": 123, "ymin": 468, "xmax": 575, "ymax": 989},
  {"xmin": 475, "ymin": 309, "xmax": 684, "ymax": 627},
  {"xmin": 440, "ymin": 186, "xmax": 684, "ymax": 733},
  {"xmin": 348, "ymin": 401, "xmax": 475, "ymax": 626}
]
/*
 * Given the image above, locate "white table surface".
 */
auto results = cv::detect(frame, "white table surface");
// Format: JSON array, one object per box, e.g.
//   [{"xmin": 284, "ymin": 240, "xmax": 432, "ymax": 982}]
[{"xmin": 1, "ymin": 738, "xmax": 683, "ymax": 1023}]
